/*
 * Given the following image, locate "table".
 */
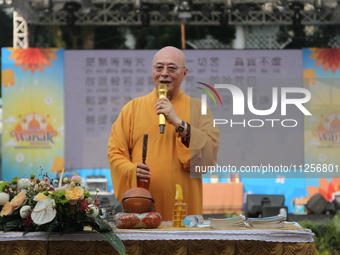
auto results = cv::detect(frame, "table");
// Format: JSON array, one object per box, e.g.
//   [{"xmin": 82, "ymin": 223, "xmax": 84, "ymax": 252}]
[
  {"xmin": 203, "ymin": 182, "xmax": 244, "ymax": 214},
  {"xmin": 0, "ymin": 222, "xmax": 317, "ymax": 255}
]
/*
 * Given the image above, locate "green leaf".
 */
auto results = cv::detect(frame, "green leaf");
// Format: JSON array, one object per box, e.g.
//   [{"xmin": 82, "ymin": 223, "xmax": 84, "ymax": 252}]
[
  {"xmin": 97, "ymin": 231, "xmax": 126, "ymax": 255},
  {"xmin": 80, "ymin": 216, "xmax": 112, "ymax": 232},
  {"xmin": 45, "ymin": 218, "xmax": 60, "ymax": 239},
  {"xmin": 0, "ymin": 181, "xmax": 9, "ymax": 192},
  {"xmin": 0, "ymin": 216, "xmax": 24, "ymax": 231},
  {"xmin": 77, "ymin": 216, "xmax": 126, "ymax": 255}
]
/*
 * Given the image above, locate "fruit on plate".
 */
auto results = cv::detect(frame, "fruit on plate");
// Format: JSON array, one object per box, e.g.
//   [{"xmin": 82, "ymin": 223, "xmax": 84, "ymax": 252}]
[{"xmin": 114, "ymin": 211, "xmax": 162, "ymax": 229}]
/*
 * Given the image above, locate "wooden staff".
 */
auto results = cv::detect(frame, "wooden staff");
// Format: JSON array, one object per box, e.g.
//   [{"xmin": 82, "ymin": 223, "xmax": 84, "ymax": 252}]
[
  {"xmin": 138, "ymin": 134, "xmax": 149, "ymax": 189},
  {"xmin": 142, "ymin": 134, "xmax": 148, "ymax": 164}
]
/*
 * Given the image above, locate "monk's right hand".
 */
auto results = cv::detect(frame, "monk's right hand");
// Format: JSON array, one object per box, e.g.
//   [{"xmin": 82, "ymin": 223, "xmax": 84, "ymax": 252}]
[{"xmin": 136, "ymin": 163, "xmax": 151, "ymax": 182}]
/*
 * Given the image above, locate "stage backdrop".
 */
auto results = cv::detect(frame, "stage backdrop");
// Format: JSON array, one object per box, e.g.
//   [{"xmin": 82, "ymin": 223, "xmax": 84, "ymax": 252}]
[
  {"xmin": 63, "ymin": 49, "xmax": 339, "ymax": 212},
  {"xmin": 63, "ymin": 50, "xmax": 308, "ymax": 212},
  {"xmin": 2, "ymin": 48, "xmax": 339, "ymax": 212},
  {"xmin": 64, "ymin": 50, "xmax": 305, "ymax": 173},
  {"xmin": 1, "ymin": 48, "xmax": 64, "ymax": 181}
]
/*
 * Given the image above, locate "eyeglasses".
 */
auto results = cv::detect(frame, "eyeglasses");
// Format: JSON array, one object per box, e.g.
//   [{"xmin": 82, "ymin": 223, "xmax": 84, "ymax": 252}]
[{"xmin": 152, "ymin": 65, "xmax": 186, "ymax": 73}]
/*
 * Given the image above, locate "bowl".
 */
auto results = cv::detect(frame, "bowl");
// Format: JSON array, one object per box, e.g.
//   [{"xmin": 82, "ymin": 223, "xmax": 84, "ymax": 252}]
[{"xmin": 122, "ymin": 188, "xmax": 155, "ymax": 213}]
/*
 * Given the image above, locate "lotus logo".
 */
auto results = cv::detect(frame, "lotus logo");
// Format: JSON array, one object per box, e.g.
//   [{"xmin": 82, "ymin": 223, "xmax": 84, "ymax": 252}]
[{"xmin": 196, "ymin": 82, "xmax": 223, "ymax": 115}]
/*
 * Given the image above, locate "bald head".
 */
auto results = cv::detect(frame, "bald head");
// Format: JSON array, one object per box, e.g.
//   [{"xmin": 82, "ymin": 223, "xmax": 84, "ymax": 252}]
[
  {"xmin": 152, "ymin": 46, "xmax": 186, "ymax": 67},
  {"xmin": 151, "ymin": 46, "xmax": 188, "ymax": 100}
]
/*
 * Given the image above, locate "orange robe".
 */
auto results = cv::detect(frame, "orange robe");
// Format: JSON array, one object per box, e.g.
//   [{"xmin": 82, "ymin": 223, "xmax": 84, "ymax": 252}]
[{"xmin": 108, "ymin": 88, "xmax": 220, "ymax": 221}]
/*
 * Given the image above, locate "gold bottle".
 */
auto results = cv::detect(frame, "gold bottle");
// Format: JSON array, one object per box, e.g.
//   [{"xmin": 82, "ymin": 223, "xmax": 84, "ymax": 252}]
[{"xmin": 172, "ymin": 184, "xmax": 187, "ymax": 227}]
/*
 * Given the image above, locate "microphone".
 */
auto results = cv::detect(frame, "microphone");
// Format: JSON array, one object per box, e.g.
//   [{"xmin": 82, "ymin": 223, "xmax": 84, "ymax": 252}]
[{"xmin": 158, "ymin": 83, "xmax": 168, "ymax": 134}]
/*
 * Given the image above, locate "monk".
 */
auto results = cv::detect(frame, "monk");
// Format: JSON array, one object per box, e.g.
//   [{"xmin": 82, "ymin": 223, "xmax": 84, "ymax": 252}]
[{"xmin": 108, "ymin": 46, "xmax": 220, "ymax": 221}]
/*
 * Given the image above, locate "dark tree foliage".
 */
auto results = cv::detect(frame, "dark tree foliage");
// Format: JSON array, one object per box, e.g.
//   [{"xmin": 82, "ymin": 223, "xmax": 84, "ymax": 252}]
[
  {"xmin": 28, "ymin": 25, "xmax": 65, "ymax": 48},
  {"xmin": 0, "ymin": 8, "xmax": 13, "ymax": 98},
  {"xmin": 94, "ymin": 26, "xmax": 129, "ymax": 49},
  {"xmin": 277, "ymin": 25, "xmax": 340, "ymax": 49},
  {"xmin": 130, "ymin": 25, "xmax": 182, "ymax": 49},
  {"xmin": 0, "ymin": 8, "xmax": 12, "ymax": 48},
  {"xmin": 304, "ymin": 25, "xmax": 340, "ymax": 48},
  {"xmin": 186, "ymin": 25, "xmax": 236, "ymax": 46},
  {"xmin": 127, "ymin": 24, "xmax": 235, "ymax": 49}
]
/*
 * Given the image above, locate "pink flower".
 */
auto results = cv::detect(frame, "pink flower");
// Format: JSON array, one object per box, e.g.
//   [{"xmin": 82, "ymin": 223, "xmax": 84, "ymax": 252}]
[
  {"xmin": 71, "ymin": 175, "xmax": 82, "ymax": 184},
  {"xmin": 54, "ymin": 184, "xmax": 70, "ymax": 193}
]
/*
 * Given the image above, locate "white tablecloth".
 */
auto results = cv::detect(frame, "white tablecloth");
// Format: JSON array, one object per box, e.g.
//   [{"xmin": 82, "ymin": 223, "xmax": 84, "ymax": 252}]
[{"xmin": 0, "ymin": 222, "xmax": 314, "ymax": 243}]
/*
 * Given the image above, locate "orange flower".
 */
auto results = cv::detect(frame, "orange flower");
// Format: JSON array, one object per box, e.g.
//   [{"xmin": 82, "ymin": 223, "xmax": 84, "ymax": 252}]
[
  {"xmin": 65, "ymin": 186, "xmax": 84, "ymax": 204},
  {"xmin": 310, "ymin": 48, "xmax": 340, "ymax": 73},
  {"xmin": 0, "ymin": 202, "xmax": 14, "ymax": 217},
  {"xmin": 9, "ymin": 48, "xmax": 58, "ymax": 73},
  {"xmin": 10, "ymin": 191, "xmax": 27, "ymax": 209}
]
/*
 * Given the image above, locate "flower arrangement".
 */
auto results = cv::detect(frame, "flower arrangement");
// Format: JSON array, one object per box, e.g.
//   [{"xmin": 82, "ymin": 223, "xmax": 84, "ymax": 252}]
[{"xmin": 0, "ymin": 172, "xmax": 125, "ymax": 255}]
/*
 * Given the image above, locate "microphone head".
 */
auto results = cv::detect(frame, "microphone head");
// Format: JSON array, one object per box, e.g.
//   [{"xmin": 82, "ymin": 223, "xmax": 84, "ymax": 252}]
[{"xmin": 158, "ymin": 83, "xmax": 168, "ymax": 97}]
